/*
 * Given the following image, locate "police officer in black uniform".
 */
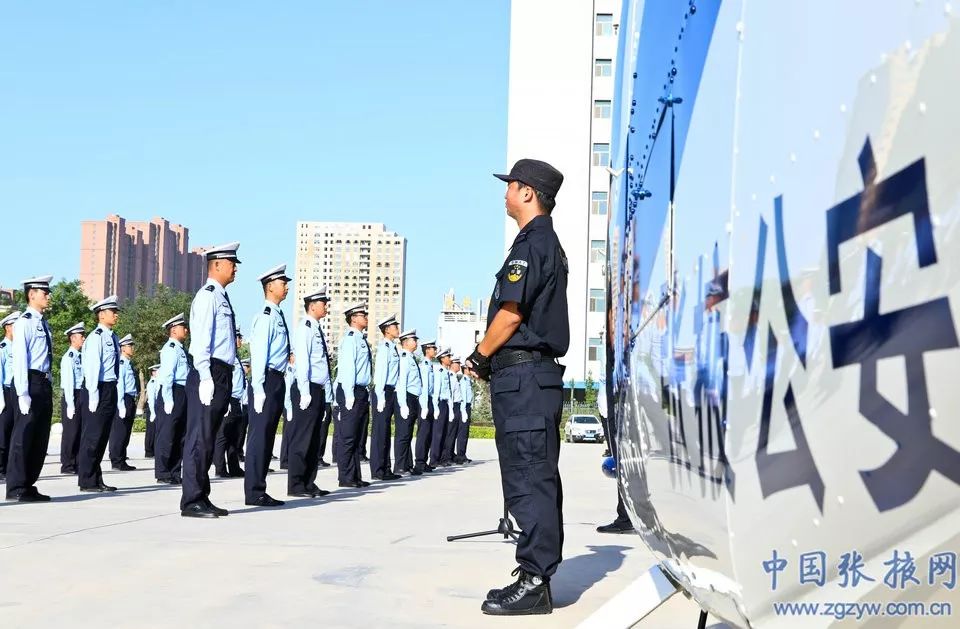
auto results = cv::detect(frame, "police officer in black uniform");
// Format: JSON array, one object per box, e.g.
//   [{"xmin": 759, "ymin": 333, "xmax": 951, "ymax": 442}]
[{"xmin": 465, "ymin": 159, "xmax": 568, "ymax": 616}]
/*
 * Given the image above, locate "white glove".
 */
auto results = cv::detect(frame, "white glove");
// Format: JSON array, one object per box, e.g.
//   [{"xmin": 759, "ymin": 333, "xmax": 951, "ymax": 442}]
[
  {"xmin": 18, "ymin": 394, "xmax": 31, "ymax": 415},
  {"xmin": 343, "ymin": 396, "xmax": 355, "ymax": 411},
  {"xmin": 0, "ymin": 393, "xmax": 6, "ymax": 415},
  {"xmin": 254, "ymin": 391, "xmax": 265, "ymax": 414},
  {"xmin": 65, "ymin": 404, "xmax": 75, "ymax": 420},
  {"xmin": 420, "ymin": 406, "xmax": 428, "ymax": 420},
  {"xmin": 88, "ymin": 391, "xmax": 99, "ymax": 413},
  {"xmin": 299, "ymin": 391, "xmax": 312, "ymax": 410},
  {"xmin": 399, "ymin": 406, "xmax": 409, "ymax": 420},
  {"xmin": 164, "ymin": 398, "xmax": 174, "ymax": 414},
  {"xmin": 376, "ymin": 397, "xmax": 385, "ymax": 413},
  {"xmin": 198, "ymin": 378, "xmax": 215, "ymax": 406},
  {"xmin": 118, "ymin": 404, "xmax": 127, "ymax": 419}
]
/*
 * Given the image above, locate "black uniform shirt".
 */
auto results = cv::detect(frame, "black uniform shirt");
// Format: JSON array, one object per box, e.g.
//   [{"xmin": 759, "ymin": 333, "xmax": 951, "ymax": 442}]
[{"xmin": 486, "ymin": 214, "xmax": 570, "ymax": 357}]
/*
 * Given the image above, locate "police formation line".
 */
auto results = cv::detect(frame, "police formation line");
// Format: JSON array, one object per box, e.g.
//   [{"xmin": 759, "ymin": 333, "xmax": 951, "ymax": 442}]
[
  {"xmin": 0, "ymin": 258, "xmax": 475, "ymax": 517},
  {"xmin": 1, "ymin": 158, "xmax": 571, "ymax": 616}
]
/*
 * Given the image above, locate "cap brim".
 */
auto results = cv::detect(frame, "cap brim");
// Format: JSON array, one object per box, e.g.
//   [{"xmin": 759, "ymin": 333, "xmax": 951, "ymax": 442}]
[{"xmin": 493, "ymin": 173, "xmax": 514, "ymax": 183}]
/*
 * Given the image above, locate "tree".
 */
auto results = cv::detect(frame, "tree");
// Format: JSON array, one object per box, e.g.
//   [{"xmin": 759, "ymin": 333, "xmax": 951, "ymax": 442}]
[
  {"xmin": 14, "ymin": 279, "xmax": 94, "ymax": 391},
  {"xmin": 584, "ymin": 370, "xmax": 598, "ymax": 407},
  {"xmin": 113, "ymin": 284, "xmax": 194, "ymax": 405}
]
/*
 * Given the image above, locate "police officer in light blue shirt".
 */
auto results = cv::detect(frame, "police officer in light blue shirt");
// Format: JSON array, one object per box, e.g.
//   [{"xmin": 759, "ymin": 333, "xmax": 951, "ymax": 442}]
[
  {"xmin": 155, "ymin": 313, "xmax": 190, "ymax": 484},
  {"xmin": 144, "ymin": 364, "xmax": 159, "ymax": 458},
  {"xmin": 243, "ymin": 263, "xmax": 291, "ymax": 508},
  {"xmin": 287, "ymin": 287, "xmax": 333, "ymax": 497},
  {"xmin": 413, "ymin": 340, "xmax": 438, "ymax": 474},
  {"xmin": 181, "ymin": 242, "xmax": 240, "ymax": 518},
  {"xmin": 6, "ymin": 277, "xmax": 54, "ymax": 502},
  {"xmin": 456, "ymin": 369, "xmax": 474, "ymax": 464},
  {"xmin": 370, "ymin": 314, "xmax": 401, "ymax": 482},
  {"xmin": 0, "ymin": 311, "xmax": 18, "ymax": 481},
  {"xmin": 430, "ymin": 349, "xmax": 453, "ymax": 467},
  {"xmin": 393, "ymin": 329, "xmax": 421, "ymax": 476},
  {"xmin": 109, "ymin": 334, "xmax": 138, "ymax": 470},
  {"xmin": 59, "ymin": 323, "xmax": 85, "ymax": 474},
  {"xmin": 214, "ymin": 328, "xmax": 246, "ymax": 478},
  {"xmin": 78, "ymin": 294, "xmax": 121, "ymax": 493},
  {"xmin": 442, "ymin": 357, "xmax": 463, "ymax": 465},
  {"xmin": 335, "ymin": 302, "xmax": 372, "ymax": 488}
]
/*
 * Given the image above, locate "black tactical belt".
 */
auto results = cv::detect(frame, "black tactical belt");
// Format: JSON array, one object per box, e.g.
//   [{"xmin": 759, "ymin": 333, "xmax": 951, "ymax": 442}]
[{"xmin": 491, "ymin": 350, "xmax": 557, "ymax": 371}]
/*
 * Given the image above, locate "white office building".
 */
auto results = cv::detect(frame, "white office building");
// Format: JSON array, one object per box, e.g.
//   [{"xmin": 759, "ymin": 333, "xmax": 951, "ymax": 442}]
[
  {"xmin": 294, "ymin": 222, "xmax": 407, "ymax": 354},
  {"xmin": 436, "ymin": 290, "xmax": 487, "ymax": 360},
  {"xmin": 503, "ymin": 0, "xmax": 619, "ymax": 387}
]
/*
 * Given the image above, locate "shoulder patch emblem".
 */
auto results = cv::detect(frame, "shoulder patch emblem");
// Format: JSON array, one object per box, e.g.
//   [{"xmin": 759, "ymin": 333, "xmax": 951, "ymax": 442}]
[
  {"xmin": 68, "ymin": 351, "xmax": 74, "ymax": 358},
  {"xmin": 305, "ymin": 320, "xmax": 311, "ymax": 328},
  {"xmin": 507, "ymin": 259, "xmax": 527, "ymax": 283},
  {"xmin": 23, "ymin": 312, "xmax": 32, "ymax": 319},
  {"xmin": 169, "ymin": 342, "xmax": 175, "ymax": 348},
  {"xmin": 205, "ymin": 284, "xmax": 215, "ymax": 292},
  {"xmin": 95, "ymin": 328, "xmax": 103, "ymax": 335},
  {"xmin": 348, "ymin": 330, "xmax": 354, "ymax": 336},
  {"xmin": 263, "ymin": 306, "xmax": 271, "ymax": 315}
]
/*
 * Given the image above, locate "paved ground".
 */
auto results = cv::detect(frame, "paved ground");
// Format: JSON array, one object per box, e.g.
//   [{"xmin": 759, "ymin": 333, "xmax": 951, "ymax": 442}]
[{"xmin": 0, "ymin": 433, "xmax": 713, "ymax": 628}]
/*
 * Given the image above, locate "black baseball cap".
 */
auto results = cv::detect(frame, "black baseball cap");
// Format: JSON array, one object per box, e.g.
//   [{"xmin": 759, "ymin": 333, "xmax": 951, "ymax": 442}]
[{"xmin": 494, "ymin": 159, "xmax": 564, "ymax": 199}]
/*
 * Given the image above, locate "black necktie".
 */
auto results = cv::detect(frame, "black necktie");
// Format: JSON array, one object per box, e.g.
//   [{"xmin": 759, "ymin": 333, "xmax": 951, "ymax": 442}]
[
  {"xmin": 42, "ymin": 319, "xmax": 52, "ymax": 374},
  {"xmin": 319, "ymin": 327, "xmax": 332, "ymax": 377},
  {"xmin": 112, "ymin": 333, "xmax": 120, "ymax": 379},
  {"xmin": 224, "ymin": 291, "xmax": 237, "ymax": 345},
  {"xmin": 278, "ymin": 308, "xmax": 291, "ymax": 358}
]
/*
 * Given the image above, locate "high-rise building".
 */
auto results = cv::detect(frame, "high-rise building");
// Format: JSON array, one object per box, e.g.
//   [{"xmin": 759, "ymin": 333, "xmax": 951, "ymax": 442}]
[
  {"xmin": 294, "ymin": 222, "xmax": 407, "ymax": 354},
  {"xmin": 79, "ymin": 215, "xmax": 208, "ymax": 302},
  {"xmin": 436, "ymin": 289, "xmax": 487, "ymax": 360},
  {"xmin": 503, "ymin": 0, "xmax": 619, "ymax": 386}
]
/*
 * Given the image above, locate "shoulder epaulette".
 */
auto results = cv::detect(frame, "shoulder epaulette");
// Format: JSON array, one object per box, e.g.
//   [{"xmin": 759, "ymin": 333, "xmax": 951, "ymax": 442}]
[
  {"xmin": 348, "ymin": 330, "xmax": 354, "ymax": 336},
  {"xmin": 95, "ymin": 328, "xmax": 103, "ymax": 335},
  {"xmin": 263, "ymin": 306, "xmax": 271, "ymax": 315},
  {"xmin": 169, "ymin": 342, "xmax": 175, "ymax": 348},
  {"xmin": 205, "ymin": 284, "xmax": 215, "ymax": 292},
  {"xmin": 68, "ymin": 351, "xmax": 74, "ymax": 358},
  {"xmin": 22, "ymin": 312, "xmax": 32, "ymax": 319},
  {"xmin": 0, "ymin": 341, "xmax": 6, "ymax": 348},
  {"xmin": 305, "ymin": 320, "xmax": 311, "ymax": 328},
  {"xmin": 401, "ymin": 351, "xmax": 407, "ymax": 357}
]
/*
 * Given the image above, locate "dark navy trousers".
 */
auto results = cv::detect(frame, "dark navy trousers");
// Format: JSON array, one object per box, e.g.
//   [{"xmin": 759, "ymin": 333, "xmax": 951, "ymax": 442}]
[
  {"xmin": 244, "ymin": 369, "xmax": 285, "ymax": 501},
  {"xmin": 181, "ymin": 359, "xmax": 232, "ymax": 509},
  {"xmin": 369, "ymin": 387, "xmax": 395, "ymax": 478},
  {"xmin": 288, "ymin": 381, "xmax": 324, "ymax": 494},
  {"xmin": 442, "ymin": 402, "xmax": 461, "ymax": 463},
  {"xmin": 154, "ymin": 385, "xmax": 187, "ymax": 481},
  {"xmin": 214, "ymin": 397, "xmax": 244, "ymax": 475},
  {"xmin": 429, "ymin": 400, "xmax": 449, "ymax": 466},
  {"xmin": 491, "ymin": 361, "xmax": 565, "ymax": 578},
  {"xmin": 0, "ymin": 386, "xmax": 13, "ymax": 475},
  {"xmin": 143, "ymin": 403, "xmax": 155, "ymax": 457},
  {"xmin": 335, "ymin": 384, "xmax": 368, "ymax": 485},
  {"xmin": 77, "ymin": 382, "xmax": 118, "ymax": 489},
  {"xmin": 393, "ymin": 393, "xmax": 418, "ymax": 474},
  {"xmin": 413, "ymin": 398, "xmax": 434, "ymax": 470},
  {"xmin": 109, "ymin": 393, "xmax": 136, "ymax": 465},
  {"xmin": 60, "ymin": 388, "xmax": 83, "ymax": 471},
  {"xmin": 455, "ymin": 402, "xmax": 472, "ymax": 460},
  {"xmin": 5, "ymin": 373, "xmax": 52, "ymax": 497}
]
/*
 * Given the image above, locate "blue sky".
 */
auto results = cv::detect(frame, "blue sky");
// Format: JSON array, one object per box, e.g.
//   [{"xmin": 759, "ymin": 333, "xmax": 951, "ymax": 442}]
[{"xmin": 0, "ymin": 1, "xmax": 510, "ymax": 339}]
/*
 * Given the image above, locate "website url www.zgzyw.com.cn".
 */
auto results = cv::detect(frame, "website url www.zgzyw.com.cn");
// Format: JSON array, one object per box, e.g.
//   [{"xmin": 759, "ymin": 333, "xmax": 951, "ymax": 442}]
[{"xmin": 773, "ymin": 601, "xmax": 952, "ymax": 621}]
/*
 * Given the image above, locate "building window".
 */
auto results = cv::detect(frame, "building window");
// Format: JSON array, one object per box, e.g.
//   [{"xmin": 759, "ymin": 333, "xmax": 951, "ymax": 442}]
[
  {"xmin": 591, "ymin": 191, "xmax": 608, "ymax": 215},
  {"xmin": 594, "ymin": 59, "xmax": 612, "ymax": 77},
  {"xmin": 588, "ymin": 337, "xmax": 602, "ymax": 362},
  {"xmin": 595, "ymin": 13, "xmax": 614, "ymax": 36},
  {"xmin": 593, "ymin": 100, "xmax": 611, "ymax": 119},
  {"xmin": 590, "ymin": 239, "xmax": 606, "ymax": 263},
  {"xmin": 589, "ymin": 289, "xmax": 606, "ymax": 312},
  {"xmin": 592, "ymin": 143, "xmax": 610, "ymax": 167}
]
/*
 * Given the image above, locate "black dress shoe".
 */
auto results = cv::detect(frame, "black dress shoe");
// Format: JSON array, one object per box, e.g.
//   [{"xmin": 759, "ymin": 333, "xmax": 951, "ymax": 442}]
[
  {"xmin": 144, "ymin": 453, "xmax": 154, "ymax": 458},
  {"xmin": 318, "ymin": 459, "xmax": 331, "ymax": 468},
  {"xmin": 181, "ymin": 502, "xmax": 219, "ymax": 518},
  {"xmin": 337, "ymin": 481, "xmax": 371, "ymax": 488},
  {"xmin": 268, "ymin": 468, "xmax": 276, "ymax": 473},
  {"xmin": 80, "ymin": 486, "xmax": 107, "ymax": 493},
  {"xmin": 229, "ymin": 469, "xmax": 245, "ymax": 478},
  {"xmin": 115, "ymin": 462, "xmax": 137, "ymax": 471},
  {"xmin": 359, "ymin": 456, "xmax": 370, "ymax": 463},
  {"xmin": 380, "ymin": 473, "xmax": 401, "ymax": 481},
  {"xmin": 61, "ymin": 466, "xmax": 77, "ymax": 474},
  {"xmin": 279, "ymin": 464, "xmax": 288, "ymax": 471},
  {"xmin": 245, "ymin": 494, "xmax": 285, "ymax": 507},
  {"xmin": 306, "ymin": 485, "xmax": 330, "ymax": 497},
  {"xmin": 18, "ymin": 491, "xmax": 51, "ymax": 502},
  {"xmin": 410, "ymin": 468, "xmax": 423, "ymax": 476},
  {"xmin": 596, "ymin": 521, "xmax": 636, "ymax": 534},
  {"xmin": 215, "ymin": 471, "xmax": 230, "ymax": 478},
  {"xmin": 482, "ymin": 568, "xmax": 553, "ymax": 616},
  {"xmin": 99, "ymin": 483, "xmax": 118, "ymax": 492},
  {"xmin": 270, "ymin": 455, "xmax": 278, "ymax": 461},
  {"xmin": 204, "ymin": 500, "xmax": 229, "ymax": 516},
  {"xmin": 238, "ymin": 454, "xmax": 245, "ymax": 462},
  {"xmin": 156, "ymin": 478, "xmax": 177, "ymax": 485}
]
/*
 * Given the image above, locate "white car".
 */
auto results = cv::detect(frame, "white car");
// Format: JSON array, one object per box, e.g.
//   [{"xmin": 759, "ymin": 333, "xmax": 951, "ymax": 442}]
[{"xmin": 564, "ymin": 415, "xmax": 605, "ymax": 443}]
